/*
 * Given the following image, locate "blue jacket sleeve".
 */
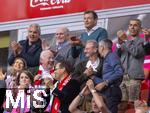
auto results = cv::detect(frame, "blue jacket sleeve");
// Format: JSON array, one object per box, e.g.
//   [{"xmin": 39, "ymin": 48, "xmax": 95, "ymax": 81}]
[{"xmin": 103, "ymin": 53, "xmax": 123, "ymax": 86}]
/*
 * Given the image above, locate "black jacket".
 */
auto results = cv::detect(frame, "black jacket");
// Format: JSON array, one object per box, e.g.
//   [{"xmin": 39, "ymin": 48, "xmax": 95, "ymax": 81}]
[
  {"xmin": 8, "ymin": 39, "xmax": 42, "ymax": 67},
  {"xmin": 52, "ymin": 79, "xmax": 80, "ymax": 113}
]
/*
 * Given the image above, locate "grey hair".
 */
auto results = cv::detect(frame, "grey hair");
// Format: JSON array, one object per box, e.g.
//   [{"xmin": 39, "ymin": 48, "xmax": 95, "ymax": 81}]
[
  {"xmin": 63, "ymin": 27, "xmax": 70, "ymax": 36},
  {"xmin": 99, "ymin": 39, "xmax": 113, "ymax": 50},
  {"xmin": 40, "ymin": 50, "xmax": 53, "ymax": 60},
  {"xmin": 56, "ymin": 27, "xmax": 70, "ymax": 35},
  {"xmin": 86, "ymin": 40, "xmax": 98, "ymax": 48},
  {"xmin": 29, "ymin": 23, "xmax": 41, "ymax": 35}
]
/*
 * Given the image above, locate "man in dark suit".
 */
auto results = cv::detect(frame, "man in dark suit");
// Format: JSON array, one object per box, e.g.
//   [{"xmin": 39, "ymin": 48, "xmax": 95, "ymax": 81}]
[
  {"xmin": 49, "ymin": 61, "xmax": 80, "ymax": 113},
  {"xmin": 71, "ymin": 40, "xmax": 103, "ymax": 112},
  {"xmin": 72, "ymin": 40, "xmax": 103, "ymax": 88},
  {"xmin": 8, "ymin": 23, "xmax": 42, "ymax": 68}
]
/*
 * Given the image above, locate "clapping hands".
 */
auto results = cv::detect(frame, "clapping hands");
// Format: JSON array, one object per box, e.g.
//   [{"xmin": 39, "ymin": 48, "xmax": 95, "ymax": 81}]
[
  {"xmin": 11, "ymin": 41, "xmax": 22, "ymax": 55},
  {"xmin": 0, "ymin": 68, "xmax": 6, "ymax": 80}
]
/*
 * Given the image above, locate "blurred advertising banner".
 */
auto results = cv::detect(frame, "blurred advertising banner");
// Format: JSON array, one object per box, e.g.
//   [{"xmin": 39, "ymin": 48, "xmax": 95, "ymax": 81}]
[{"xmin": 0, "ymin": 0, "xmax": 150, "ymax": 22}]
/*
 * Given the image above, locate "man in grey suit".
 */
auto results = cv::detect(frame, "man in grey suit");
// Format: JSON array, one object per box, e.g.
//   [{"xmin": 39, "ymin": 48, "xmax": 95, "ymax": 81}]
[
  {"xmin": 50, "ymin": 27, "xmax": 76, "ymax": 70},
  {"xmin": 116, "ymin": 19, "xmax": 145, "ymax": 113}
]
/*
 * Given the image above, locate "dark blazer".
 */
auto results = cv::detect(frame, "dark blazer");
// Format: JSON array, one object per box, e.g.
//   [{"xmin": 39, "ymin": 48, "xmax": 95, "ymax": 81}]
[
  {"xmin": 8, "ymin": 39, "xmax": 42, "ymax": 67},
  {"xmin": 52, "ymin": 79, "xmax": 80, "ymax": 113},
  {"xmin": 72, "ymin": 58, "xmax": 103, "ymax": 88}
]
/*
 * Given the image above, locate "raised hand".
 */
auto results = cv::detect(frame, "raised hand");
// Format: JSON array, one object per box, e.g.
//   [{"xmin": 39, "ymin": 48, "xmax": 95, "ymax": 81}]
[
  {"xmin": 11, "ymin": 41, "xmax": 22, "ymax": 55},
  {"xmin": 34, "ymin": 74, "xmax": 41, "ymax": 82},
  {"xmin": 44, "ymin": 77, "xmax": 53, "ymax": 88},
  {"xmin": 80, "ymin": 85, "xmax": 90, "ymax": 96},
  {"xmin": 42, "ymin": 39, "xmax": 51, "ymax": 50},
  {"xmin": 142, "ymin": 28, "xmax": 150, "ymax": 39},
  {"xmin": 69, "ymin": 36, "xmax": 83, "ymax": 46},
  {"xmin": 0, "ymin": 68, "xmax": 6, "ymax": 80},
  {"xmin": 117, "ymin": 30, "xmax": 127, "ymax": 44},
  {"xmin": 84, "ymin": 66, "xmax": 94, "ymax": 77},
  {"xmin": 86, "ymin": 79, "xmax": 95, "ymax": 91}
]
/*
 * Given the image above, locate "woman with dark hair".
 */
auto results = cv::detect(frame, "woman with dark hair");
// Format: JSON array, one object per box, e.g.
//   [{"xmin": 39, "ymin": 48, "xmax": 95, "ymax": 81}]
[
  {"xmin": 10, "ymin": 70, "xmax": 34, "ymax": 113},
  {"xmin": 0, "ymin": 58, "xmax": 27, "ymax": 112},
  {"xmin": 6, "ymin": 57, "xmax": 27, "ymax": 89},
  {"xmin": 17, "ymin": 70, "xmax": 34, "ymax": 88}
]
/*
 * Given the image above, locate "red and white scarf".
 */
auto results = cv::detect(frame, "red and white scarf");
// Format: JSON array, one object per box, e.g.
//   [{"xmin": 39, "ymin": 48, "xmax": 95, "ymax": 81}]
[
  {"xmin": 50, "ymin": 75, "xmax": 71, "ymax": 113},
  {"xmin": 34, "ymin": 64, "xmax": 54, "ymax": 86}
]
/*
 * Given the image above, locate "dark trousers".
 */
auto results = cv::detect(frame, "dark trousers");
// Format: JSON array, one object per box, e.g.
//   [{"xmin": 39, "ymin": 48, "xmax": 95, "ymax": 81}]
[{"xmin": 102, "ymin": 86, "xmax": 122, "ymax": 113}]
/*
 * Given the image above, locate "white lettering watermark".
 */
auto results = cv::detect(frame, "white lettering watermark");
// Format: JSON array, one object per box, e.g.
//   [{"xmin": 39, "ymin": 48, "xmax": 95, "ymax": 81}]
[{"xmin": 6, "ymin": 89, "xmax": 47, "ymax": 109}]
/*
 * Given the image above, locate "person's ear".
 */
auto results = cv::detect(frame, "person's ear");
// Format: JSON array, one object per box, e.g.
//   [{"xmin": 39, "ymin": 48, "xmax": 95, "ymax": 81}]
[
  {"xmin": 94, "ymin": 48, "xmax": 98, "ymax": 53},
  {"xmin": 62, "ymin": 67, "xmax": 65, "ymax": 72},
  {"xmin": 40, "ymin": 58, "xmax": 43, "ymax": 64},
  {"xmin": 101, "ymin": 46, "xmax": 104, "ymax": 52}
]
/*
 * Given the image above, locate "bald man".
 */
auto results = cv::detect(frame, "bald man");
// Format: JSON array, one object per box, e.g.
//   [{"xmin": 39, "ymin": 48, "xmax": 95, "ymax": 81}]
[
  {"xmin": 50, "ymin": 27, "xmax": 76, "ymax": 71},
  {"xmin": 34, "ymin": 50, "xmax": 55, "ymax": 85}
]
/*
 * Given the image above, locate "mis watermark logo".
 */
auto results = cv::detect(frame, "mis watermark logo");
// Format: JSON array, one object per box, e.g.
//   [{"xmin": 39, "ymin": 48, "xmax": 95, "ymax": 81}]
[
  {"xmin": 30, "ymin": 0, "xmax": 71, "ymax": 10},
  {"xmin": 6, "ymin": 89, "xmax": 47, "ymax": 109}
]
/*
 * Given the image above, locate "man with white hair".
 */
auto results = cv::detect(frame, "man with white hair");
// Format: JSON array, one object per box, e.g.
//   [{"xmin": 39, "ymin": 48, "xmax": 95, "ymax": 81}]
[
  {"xmin": 33, "ymin": 50, "xmax": 56, "ymax": 112},
  {"xmin": 34, "ymin": 50, "xmax": 55, "ymax": 86},
  {"xmin": 50, "ymin": 27, "xmax": 75, "ymax": 70}
]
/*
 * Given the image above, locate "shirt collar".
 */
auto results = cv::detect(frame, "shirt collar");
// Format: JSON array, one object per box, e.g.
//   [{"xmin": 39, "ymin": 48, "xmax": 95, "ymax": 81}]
[
  {"xmin": 56, "ymin": 40, "xmax": 69, "ymax": 50},
  {"xmin": 86, "ymin": 25, "xmax": 99, "ymax": 36},
  {"xmin": 86, "ymin": 57, "xmax": 100, "ymax": 72}
]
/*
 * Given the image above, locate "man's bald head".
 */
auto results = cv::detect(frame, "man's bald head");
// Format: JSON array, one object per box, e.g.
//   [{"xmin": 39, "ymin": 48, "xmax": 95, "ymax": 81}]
[{"xmin": 55, "ymin": 27, "xmax": 70, "ymax": 43}]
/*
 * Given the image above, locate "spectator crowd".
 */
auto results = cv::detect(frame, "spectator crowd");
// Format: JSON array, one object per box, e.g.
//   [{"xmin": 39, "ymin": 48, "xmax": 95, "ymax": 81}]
[{"xmin": 0, "ymin": 10, "xmax": 150, "ymax": 113}]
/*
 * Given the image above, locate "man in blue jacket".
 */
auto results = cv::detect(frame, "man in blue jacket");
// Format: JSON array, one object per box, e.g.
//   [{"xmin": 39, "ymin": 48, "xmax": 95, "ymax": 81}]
[
  {"xmin": 96, "ymin": 39, "xmax": 123, "ymax": 113},
  {"xmin": 8, "ymin": 24, "xmax": 42, "ymax": 68}
]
